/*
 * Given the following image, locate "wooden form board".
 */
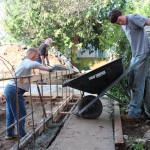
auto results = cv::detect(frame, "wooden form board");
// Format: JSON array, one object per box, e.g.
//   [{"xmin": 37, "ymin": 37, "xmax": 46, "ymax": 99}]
[
  {"xmin": 10, "ymin": 95, "xmax": 80, "ymax": 150},
  {"xmin": 114, "ymin": 101, "xmax": 124, "ymax": 146},
  {"xmin": 20, "ymin": 70, "xmax": 74, "ymax": 84}
]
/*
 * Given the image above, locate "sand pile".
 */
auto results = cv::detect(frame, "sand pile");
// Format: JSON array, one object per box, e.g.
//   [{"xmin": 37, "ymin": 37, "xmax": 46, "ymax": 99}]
[{"xmin": 0, "ymin": 44, "xmax": 61, "ymax": 78}]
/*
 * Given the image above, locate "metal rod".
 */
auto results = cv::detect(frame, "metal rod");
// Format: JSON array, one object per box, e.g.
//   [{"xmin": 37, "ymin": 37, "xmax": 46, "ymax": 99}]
[
  {"xmin": 29, "ymin": 77, "xmax": 35, "ymax": 141},
  {"xmin": 61, "ymin": 71, "xmax": 63, "ymax": 98},
  {"xmin": 0, "ymin": 75, "xmax": 32, "ymax": 81},
  {"xmin": 40, "ymin": 74, "xmax": 44, "ymax": 96},
  {"xmin": 68, "ymin": 70, "xmax": 71, "ymax": 98},
  {"xmin": 56, "ymin": 72, "xmax": 58, "ymax": 97},
  {"xmin": 66, "ymin": 70, "xmax": 67, "ymax": 97},
  {"xmin": 32, "ymin": 69, "xmax": 47, "ymax": 118},
  {"xmin": 0, "ymin": 112, "xmax": 32, "ymax": 135},
  {"xmin": 49, "ymin": 72, "xmax": 52, "ymax": 111},
  {"xmin": 15, "ymin": 78, "xmax": 20, "ymax": 148}
]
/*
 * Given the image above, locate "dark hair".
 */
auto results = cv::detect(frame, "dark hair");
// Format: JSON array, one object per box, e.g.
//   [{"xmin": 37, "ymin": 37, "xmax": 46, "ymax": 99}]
[{"xmin": 108, "ymin": 9, "xmax": 122, "ymax": 23}]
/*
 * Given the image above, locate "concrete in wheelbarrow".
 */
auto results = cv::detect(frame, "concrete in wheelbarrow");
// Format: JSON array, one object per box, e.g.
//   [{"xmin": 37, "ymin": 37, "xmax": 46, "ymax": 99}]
[{"xmin": 47, "ymin": 98, "xmax": 115, "ymax": 150}]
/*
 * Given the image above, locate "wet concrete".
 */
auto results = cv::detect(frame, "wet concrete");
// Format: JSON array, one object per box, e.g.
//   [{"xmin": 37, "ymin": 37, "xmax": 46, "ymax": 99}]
[{"xmin": 25, "ymin": 123, "xmax": 61, "ymax": 149}]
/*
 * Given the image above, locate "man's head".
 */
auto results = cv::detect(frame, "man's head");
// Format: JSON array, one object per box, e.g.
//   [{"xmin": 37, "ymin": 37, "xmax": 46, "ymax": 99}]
[
  {"xmin": 45, "ymin": 38, "xmax": 55, "ymax": 46},
  {"xmin": 108, "ymin": 9, "xmax": 126, "ymax": 25},
  {"xmin": 26, "ymin": 47, "xmax": 39, "ymax": 61}
]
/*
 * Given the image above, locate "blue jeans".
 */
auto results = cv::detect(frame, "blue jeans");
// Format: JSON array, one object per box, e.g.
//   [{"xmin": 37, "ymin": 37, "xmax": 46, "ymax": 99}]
[
  {"xmin": 128, "ymin": 55, "xmax": 149, "ymax": 118},
  {"xmin": 4, "ymin": 84, "xmax": 26, "ymax": 137}
]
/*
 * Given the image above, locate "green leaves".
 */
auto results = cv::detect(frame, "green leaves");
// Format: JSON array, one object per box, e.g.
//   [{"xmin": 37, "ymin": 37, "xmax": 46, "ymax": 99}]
[
  {"xmin": 1, "ymin": 0, "xmax": 124, "ymax": 48},
  {"xmin": 1, "ymin": 0, "xmax": 149, "ymax": 57}
]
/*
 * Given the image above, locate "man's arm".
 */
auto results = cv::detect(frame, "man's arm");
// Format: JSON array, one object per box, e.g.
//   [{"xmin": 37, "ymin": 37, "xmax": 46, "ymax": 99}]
[{"xmin": 145, "ymin": 18, "xmax": 150, "ymax": 26}]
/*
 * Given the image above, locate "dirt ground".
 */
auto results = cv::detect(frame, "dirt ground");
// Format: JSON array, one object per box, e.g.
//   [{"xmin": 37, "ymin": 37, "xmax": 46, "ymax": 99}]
[
  {"xmin": 0, "ymin": 45, "xmax": 149, "ymax": 149},
  {"xmin": 119, "ymin": 111, "xmax": 150, "ymax": 150},
  {"xmin": 0, "ymin": 100, "xmax": 45, "ymax": 150}
]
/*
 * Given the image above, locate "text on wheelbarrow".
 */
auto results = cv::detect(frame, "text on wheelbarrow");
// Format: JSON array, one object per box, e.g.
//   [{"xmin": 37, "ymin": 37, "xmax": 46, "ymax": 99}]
[{"xmin": 88, "ymin": 70, "xmax": 106, "ymax": 80}]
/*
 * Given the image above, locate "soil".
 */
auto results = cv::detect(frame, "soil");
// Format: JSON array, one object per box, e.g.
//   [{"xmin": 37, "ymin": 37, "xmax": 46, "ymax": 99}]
[
  {"xmin": 119, "ymin": 112, "xmax": 150, "ymax": 150},
  {"xmin": 0, "ymin": 44, "xmax": 149, "ymax": 150}
]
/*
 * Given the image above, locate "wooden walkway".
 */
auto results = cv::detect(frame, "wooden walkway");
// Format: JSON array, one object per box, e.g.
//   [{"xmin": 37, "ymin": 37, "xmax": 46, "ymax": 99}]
[{"xmin": 47, "ymin": 98, "xmax": 116, "ymax": 150}]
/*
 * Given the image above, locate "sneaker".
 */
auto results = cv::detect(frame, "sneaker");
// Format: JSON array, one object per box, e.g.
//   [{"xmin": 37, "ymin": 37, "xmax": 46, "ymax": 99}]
[{"xmin": 121, "ymin": 114, "xmax": 138, "ymax": 121}]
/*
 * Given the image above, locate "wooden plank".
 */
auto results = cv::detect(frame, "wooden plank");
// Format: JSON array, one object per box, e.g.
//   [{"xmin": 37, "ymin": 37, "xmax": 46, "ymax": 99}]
[
  {"xmin": 10, "ymin": 94, "xmax": 78, "ymax": 150},
  {"xmin": 52, "ymin": 95, "xmax": 73, "ymax": 122},
  {"xmin": 114, "ymin": 101, "xmax": 124, "ymax": 146},
  {"xmin": 59, "ymin": 111, "xmax": 71, "ymax": 114},
  {"xmin": 24, "ymin": 96, "xmax": 65, "ymax": 102},
  {"xmin": 20, "ymin": 70, "xmax": 73, "ymax": 84}
]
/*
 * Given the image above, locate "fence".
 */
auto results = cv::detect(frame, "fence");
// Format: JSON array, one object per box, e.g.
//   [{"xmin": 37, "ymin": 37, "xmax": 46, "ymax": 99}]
[{"xmin": 0, "ymin": 70, "xmax": 81, "ymax": 149}]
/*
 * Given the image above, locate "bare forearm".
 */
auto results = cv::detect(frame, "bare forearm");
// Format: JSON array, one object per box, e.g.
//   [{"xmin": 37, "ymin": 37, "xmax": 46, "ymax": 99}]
[
  {"xmin": 145, "ymin": 18, "xmax": 150, "ymax": 26},
  {"xmin": 38, "ymin": 65, "xmax": 53, "ymax": 71}
]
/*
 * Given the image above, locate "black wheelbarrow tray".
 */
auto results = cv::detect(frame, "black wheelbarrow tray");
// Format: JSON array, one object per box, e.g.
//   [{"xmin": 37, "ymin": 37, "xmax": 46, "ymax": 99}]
[{"xmin": 63, "ymin": 56, "xmax": 147, "ymax": 119}]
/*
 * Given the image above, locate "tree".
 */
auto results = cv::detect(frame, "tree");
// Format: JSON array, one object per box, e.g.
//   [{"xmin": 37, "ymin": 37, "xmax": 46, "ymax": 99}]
[
  {"xmin": 1, "ymin": 0, "xmax": 125, "ymax": 52},
  {"xmin": 2, "ymin": 0, "xmax": 149, "ymax": 63},
  {"xmin": 1, "ymin": 0, "xmax": 150, "ymax": 104}
]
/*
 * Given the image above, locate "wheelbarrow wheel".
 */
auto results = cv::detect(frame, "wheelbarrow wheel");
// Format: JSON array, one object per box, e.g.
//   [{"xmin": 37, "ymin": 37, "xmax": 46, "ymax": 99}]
[{"xmin": 78, "ymin": 95, "xmax": 103, "ymax": 119}]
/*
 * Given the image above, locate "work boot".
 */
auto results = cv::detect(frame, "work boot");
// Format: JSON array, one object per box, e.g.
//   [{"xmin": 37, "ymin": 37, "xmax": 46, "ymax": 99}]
[
  {"xmin": 5, "ymin": 136, "xmax": 13, "ymax": 140},
  {"xmin": 121, "ymin": 114, "xmax": 138, "ymax": 122},
  {"xmin": 5, "ymin": 135, "xmax": 18, "ymax": 140}
]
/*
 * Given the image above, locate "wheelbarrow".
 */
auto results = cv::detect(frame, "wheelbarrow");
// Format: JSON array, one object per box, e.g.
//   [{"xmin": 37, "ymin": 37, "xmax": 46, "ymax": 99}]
[{"xmin": 63, "ymin": 56, "xmax": 148, "ymax": 119}]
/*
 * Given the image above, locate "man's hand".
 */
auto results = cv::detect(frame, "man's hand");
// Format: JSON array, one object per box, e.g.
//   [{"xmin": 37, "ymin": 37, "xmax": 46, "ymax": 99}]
[{"xmin": 48, "ymin": 67, "xmax": 54, "ymax": 72}]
